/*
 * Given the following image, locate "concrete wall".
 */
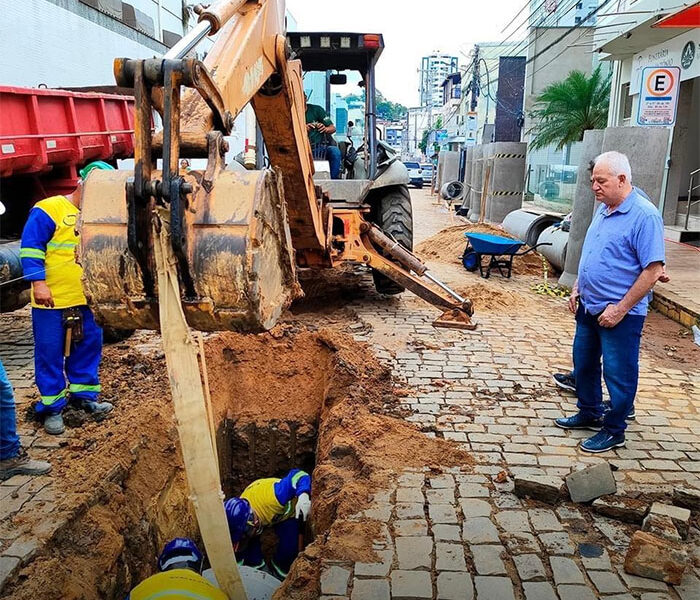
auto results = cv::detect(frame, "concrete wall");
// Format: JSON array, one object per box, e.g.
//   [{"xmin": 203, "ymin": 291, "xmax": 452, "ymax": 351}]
[
  {"xmin": 558, "ymin": 129, "xmax": 604, "ymax": 289},
  {"xmin": 485, "ymin": 142, "xmax": 527, "ymax": 224},
  {"xmin": 0, "ymin": 0, "xmax": 168, "ymax": 88},
  {"xmin": 468, "ymin": 145, "xmax": 484, "ymax": 222},
  {"xmin": 600, "ymin": 127, "xmax": 670, "ymax": 209}
]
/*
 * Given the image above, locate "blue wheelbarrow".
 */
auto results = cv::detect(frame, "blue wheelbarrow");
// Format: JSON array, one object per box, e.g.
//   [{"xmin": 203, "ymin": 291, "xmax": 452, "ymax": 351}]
[{"xmin": 462, "ymin": 232, "xmax": 551, "ymax": 279}]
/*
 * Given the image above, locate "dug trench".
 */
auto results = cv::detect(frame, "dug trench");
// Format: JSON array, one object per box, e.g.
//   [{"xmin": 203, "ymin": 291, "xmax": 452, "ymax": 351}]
[{"xmin": 4, "ymin": 325, "xmax": 471, "ymax": 599}]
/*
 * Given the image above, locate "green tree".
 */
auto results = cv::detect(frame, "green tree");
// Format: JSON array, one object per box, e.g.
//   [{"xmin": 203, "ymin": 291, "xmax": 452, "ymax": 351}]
[{"xmin": 528, "ymin": 66, "xmax": 611, "ymax": 151}]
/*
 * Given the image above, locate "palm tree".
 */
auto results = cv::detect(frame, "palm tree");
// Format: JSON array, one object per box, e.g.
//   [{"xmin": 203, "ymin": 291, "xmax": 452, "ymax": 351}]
[{"xmin": 528, "ymin": 66, "xmax": 611, "ymax": 151}]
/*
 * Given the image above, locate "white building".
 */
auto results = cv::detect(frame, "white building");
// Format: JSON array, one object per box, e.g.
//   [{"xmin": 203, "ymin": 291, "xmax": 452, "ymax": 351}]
[
  {"xmin": 529, "ymin": 0, "xmax": 600, "ymax": 27},
  {"xmin": 419, "ymin": 53, "xmax": 459, "ymax": 109}
]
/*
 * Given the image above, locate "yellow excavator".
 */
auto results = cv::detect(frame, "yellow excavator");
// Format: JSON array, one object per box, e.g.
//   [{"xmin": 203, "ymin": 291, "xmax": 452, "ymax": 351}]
[{"xmin": 79, "ymin": 1, "xmax": 475, "ymax": 596}]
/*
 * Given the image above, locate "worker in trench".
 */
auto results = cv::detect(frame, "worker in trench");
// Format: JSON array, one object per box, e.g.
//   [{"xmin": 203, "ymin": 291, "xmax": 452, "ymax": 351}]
[
  {"xmin": 19, "ymin": 161, "xmax": 115, "ymax": 435},
  {"xmin": 225, "ymin": 468, "xmax": 312, "ymax": 579},
  {"xmin": 127, "ymin": 538, "xmax": 227, "ymax": 599}
]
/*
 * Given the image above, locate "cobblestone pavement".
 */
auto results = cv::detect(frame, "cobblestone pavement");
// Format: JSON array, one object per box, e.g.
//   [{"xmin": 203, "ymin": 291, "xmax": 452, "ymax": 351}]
[{"xmin": 1, "ymin": 189, "xmax": 698, "ymax": 598}]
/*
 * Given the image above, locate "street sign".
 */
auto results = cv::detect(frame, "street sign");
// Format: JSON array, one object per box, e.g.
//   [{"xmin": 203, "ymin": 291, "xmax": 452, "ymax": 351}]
[
  {"xmin": 637, "ymin": 66, "xmax": 681, "ymax": 126},
  {"xmin": 435, "ymin": 129, "xmax": 448, "ymax": 143}
]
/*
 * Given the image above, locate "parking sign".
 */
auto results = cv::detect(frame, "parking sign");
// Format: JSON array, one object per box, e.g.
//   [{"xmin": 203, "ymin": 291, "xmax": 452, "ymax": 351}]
[{"xmin": 637, "ymin": 66, "xmax": 681, "ymax": 126}]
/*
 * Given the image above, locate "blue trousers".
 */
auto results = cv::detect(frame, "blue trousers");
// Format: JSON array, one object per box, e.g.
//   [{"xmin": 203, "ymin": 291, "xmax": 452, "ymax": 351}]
[
  {"xmin": 573, "ymin": 303, "xmax": 645, "ymax": 436},
  {"xmin": 32, "ymin": 306, "xmax": 102, "ymax": 415},
  {"xmin": 0, "ymin": 360, "xmax": 20, "ymax": 461},
  {"xmin": 326, "ymin": 146, "xmax": 342, "ymax": 180},
  {"xmin": 238, "ymin": 518, "xmax": 299, "ymax": 575}
]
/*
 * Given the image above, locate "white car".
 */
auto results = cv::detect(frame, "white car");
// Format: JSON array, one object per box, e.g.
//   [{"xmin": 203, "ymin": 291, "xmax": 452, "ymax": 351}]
[
  {"xmin": 420, "ymin": 164, "xmax": 433, "ymax": 185},
  {"xmin": 403, "ymin": 161, "xmax": 423, "ymax": 188}
]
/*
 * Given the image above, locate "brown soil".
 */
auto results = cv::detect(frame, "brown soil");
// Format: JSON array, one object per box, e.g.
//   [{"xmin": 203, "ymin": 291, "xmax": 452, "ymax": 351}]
[
  {"xmin": 642, "ymin": 311, "xmax": 700, "ymax": 369},
  {"xmin": 5, "ymin": 325, "xmax": 471, "ymax": 600},
  {"xmin": 416, "ymin": 223, "xmax": 549, "ymax": 276},
  {"xmin": 454, "ymin": 282, "xmax": 532, "ymax": 313}
]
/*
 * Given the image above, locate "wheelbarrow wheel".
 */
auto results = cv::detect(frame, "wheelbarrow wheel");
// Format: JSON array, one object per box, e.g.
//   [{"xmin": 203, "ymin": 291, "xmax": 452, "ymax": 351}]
[{"xmin": 371, "ymin": 185, "xmax": 413, "ymax": 295}]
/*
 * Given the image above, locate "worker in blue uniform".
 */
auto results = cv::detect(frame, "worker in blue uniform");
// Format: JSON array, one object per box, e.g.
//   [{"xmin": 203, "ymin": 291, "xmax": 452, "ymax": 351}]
[
  {"xmin": 20, "ymin": 161, "xmax": 115, "ymax": 435},
  {"xmin": 127, "ymin": 537, "xmax": 228, "ymax": 600},
  {"xmin": 225, "ymin": 468, "xmax": 311, "ymax": 579}
]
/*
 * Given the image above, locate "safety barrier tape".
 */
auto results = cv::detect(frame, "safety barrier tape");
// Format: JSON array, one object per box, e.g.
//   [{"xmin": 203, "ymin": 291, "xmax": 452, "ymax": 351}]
[
  {"xmin": 491, "ymin": 190, "xmax": 523, "ymax": 196},
  {"xmin": 492, "ymin": 153, "xmax": 526, "ymax": 159}
]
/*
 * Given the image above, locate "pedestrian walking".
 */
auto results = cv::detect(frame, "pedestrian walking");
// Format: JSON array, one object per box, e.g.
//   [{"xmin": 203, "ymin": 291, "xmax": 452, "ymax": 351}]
[
  {"xmin": 20, "ymin": 161, "xmax": 115, "ymax": 435},
  {"xmin": 554, "ymin": 151, "xmax": 665, "ymax": 453}
]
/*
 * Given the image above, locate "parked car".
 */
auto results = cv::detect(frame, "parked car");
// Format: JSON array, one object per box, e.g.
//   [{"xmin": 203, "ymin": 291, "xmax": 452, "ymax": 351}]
[
  {"xmin": 403, "ymin": 161, "xmax": 423, "ymax": 188},
  {"xmin": 420, "ymin": 163, "xmax": 433, "ymax": 185}
]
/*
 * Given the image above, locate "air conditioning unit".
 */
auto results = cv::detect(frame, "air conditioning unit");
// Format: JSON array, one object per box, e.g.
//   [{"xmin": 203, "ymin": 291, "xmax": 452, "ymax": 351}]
[
  {"xmin": 121, "ymin": 2, "xmax": 156, "ymax": 38},
  {"xmin": 80, "ymin": 0, "xmax": 123, "ymax": 20},
  {"xmin": 162, "ymin": 30, "xmax": 182, "ymax": 49}
]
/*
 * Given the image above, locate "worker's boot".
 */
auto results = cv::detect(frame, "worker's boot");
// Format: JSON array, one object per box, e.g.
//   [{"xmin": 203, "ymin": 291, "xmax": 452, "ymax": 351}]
[
  {"xmin": 43, "ymin": 413, "xmax": 65, "ymax": 435},
  {"xmin": 0, "ymin": 448, "xmax": 51, "ymax": 481},
  {"xmin": 79, "ymin": 399, "xmax": 114, "ymax": 415}
]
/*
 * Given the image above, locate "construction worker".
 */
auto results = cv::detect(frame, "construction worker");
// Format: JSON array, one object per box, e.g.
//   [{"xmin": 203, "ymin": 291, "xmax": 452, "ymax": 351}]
[
  {"xmin": 20, "ymin": 161, "xmax": 114, "ymax": 435},
  {"xmin": 225, "ymin": 468, "xmax": 311, "ymax": 579},
  {"xmin": 127, "ymin": 537, "xmax": 227, "ymax": 600}
]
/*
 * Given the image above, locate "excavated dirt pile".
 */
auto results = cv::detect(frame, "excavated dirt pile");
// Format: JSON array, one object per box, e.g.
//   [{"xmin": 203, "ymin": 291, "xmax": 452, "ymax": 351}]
[
  {"xmin": 416, "ymin": 223, "xmax": 548, "ymax": 276},
  {"xmin": 5, "ymin": 325, "xmax": 471, "ymax": 600}
]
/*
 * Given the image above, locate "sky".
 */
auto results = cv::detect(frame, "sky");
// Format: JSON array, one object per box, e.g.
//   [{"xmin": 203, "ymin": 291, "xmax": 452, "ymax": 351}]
[{"xmin": 286, "ymin": 0, "xmax": 527, "ymax": 107}]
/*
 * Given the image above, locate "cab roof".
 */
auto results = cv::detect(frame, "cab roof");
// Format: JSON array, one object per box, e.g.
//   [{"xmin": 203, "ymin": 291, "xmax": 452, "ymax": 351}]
[{"xmin": 287, "ymin": 32, "xmax": 384, "ymax": 73}]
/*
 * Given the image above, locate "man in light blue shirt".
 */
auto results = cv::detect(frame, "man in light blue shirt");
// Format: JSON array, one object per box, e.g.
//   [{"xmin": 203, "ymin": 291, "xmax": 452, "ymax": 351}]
[{"xmin": 555, "ymin": 151, "xmax": 665, "ymax": 453}]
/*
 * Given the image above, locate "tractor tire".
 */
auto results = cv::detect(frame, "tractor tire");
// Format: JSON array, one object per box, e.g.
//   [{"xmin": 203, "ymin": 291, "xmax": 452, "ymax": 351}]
[{"xmin": 371, "ymin": 184, "xmax": 413, "ymax": 295}]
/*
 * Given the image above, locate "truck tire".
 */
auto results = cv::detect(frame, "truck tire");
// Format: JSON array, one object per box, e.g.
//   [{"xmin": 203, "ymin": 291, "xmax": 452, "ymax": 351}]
[{"xmin": 372, "ymin": 185, "xmax": 413, "ymax": 295}]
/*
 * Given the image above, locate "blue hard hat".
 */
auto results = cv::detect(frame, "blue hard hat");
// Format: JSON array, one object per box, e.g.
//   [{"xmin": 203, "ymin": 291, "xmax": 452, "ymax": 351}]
[
  {"xmin": 157, "ymin": 537, "xmax": 203, "ymax": 573},
  {"xmin": 224, "ymin": 497, "xmax": 255, "ymax": 543}
]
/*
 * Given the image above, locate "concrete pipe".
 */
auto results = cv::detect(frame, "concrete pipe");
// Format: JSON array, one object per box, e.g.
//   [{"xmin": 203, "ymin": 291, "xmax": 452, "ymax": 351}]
[
  {"xmin": 536, "ymin": 225, "xmax": 568, "ymax": 272},
  {"xmin": 457, "ymin": 147, "xmax": 475, "ymax": 214},
  {"xmin": 441, "ymin": 180, "xmax": 465, "ymax": 202},
  {"xmin": 437, "ymin": 151, "xmax": 460, "ymax": 191},
  {"xmin": 0, "ymin": 241, "xmax": 30, "ymax": 313},
  {"xmin": 468, "ymin": 144, "xmax": 487, "ymax": 222},
  {"xmin": 502, "ymin": 209, "xmax": 561, "ymax": 247},
  {"xmin": 485, "ymin": 142, "xmax": 527, "ymax": 224}
]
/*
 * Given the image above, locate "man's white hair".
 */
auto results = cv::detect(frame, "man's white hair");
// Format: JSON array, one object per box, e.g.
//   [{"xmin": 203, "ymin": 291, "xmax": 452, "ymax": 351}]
[{"xmin": 594, "ymin": 151, "xmax": 632, "ymax": 182}]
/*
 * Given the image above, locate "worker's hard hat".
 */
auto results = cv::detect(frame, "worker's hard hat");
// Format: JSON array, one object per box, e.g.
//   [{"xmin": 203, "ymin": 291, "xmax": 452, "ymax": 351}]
[
  {"xmin": 224, "ymin": 497, "xmax": 257, "ymax": 542},
  {"xmin": 79, "ymin": 160, "xmax": 115, "ymax": 180},
  {"xmin": 157, "ymin": 538, "xmax": 204, "ymax": 573}
]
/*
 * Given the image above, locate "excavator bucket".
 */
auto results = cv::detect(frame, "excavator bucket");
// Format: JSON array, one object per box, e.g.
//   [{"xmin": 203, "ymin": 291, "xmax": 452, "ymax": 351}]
[{"xmin": 80, "ymin": 167, "xmax": 300, "ymax": 332}]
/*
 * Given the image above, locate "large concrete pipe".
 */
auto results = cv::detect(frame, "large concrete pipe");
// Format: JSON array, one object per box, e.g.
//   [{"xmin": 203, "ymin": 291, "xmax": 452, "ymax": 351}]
[
  {"xmin": 485, "ymin": 142, "xmax": 527, "ymax": 224},
  {"xmin": 468, "ymin": 145, "xmax": 484, "ymax": 222},
  {"xmin": 502, "ymin": 209, "xmax": 561, "ymax": 247},
  {"xmin": 457, "ymin": 146, "xmax": 475, "ymax": 214},
  {"xmin": 537, "ymin": 225, "xmax": 568, "ymax": 272},
  {"xmin": 558, "ymin": 129, "xmax": 604, "ymax": 289},
  {"xmin": 0, "ymin": 241, "xmax": 30, "ymax": 312},
  {"xmin": 437, "ymin": 150, "xmax": 460, "ymax": 191}
]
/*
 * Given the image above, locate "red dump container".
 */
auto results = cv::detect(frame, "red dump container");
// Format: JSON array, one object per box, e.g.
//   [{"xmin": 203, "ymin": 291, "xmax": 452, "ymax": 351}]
[{"xmin": 0, "ymin": 86, "xmax": 135, "ymax": 179}]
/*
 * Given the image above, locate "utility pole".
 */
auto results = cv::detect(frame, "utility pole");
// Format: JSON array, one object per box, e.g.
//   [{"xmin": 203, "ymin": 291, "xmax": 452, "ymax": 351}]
[{"xmin": 470, "ymin": 45, "xmax": 480, "ymax": 112}]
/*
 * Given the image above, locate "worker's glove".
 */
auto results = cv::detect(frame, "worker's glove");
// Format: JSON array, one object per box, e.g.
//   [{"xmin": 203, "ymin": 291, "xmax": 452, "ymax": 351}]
[{"xmin": 295, "ymin": 492, "xmax": 311, "ymax": 521}]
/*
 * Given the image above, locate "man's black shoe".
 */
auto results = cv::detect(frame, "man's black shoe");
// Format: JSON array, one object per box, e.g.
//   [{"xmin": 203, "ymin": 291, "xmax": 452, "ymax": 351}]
[
  {"xmin": 555, "ymin": 412, "xmax": 603, "ymax": 430},
  {"xmin": 553, "ymin": 372, "xmax": 576, "ymax": 393}
]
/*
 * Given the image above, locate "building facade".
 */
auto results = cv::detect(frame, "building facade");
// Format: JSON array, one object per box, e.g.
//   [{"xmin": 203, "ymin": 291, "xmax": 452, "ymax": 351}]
[{"xmin": 419, "ymin": 53, "xmax": 459, "ymax": 109}]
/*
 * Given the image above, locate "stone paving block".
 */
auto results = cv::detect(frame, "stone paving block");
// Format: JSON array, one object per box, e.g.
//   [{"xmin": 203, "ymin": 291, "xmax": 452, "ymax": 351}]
[
  {"xmin": 539, "ymin": 532, "xmax": 574, "ymax": 555},
  {"xmin": 390, "ymin": 570, "xmax": 433, "ymax": 600},
  {"xmin": 394, "ymin": 519, "xmax": 428, "ymax": 537},
  {"xmin": 433, "ymin": 524, "xmax": 461, "ymax": 542},
  {"xmin": 429, "ymin": 503, "xmax": 458, "ymax": 524},
  {"xmin": 513, "ymin": 554, "xmax": 546, "ymax": 581},
  {"xmin": 354, "ymin": 550, "xmax": 393, "ymax": 577},
  {"xmin": 502, "ymin": 532, "xmax": 540, "ymax": 555},
  {"xmin": 351, "ymin": 578, "xmax": 390, "ymax": 600},
  {"xmin": 619, "ymin": 569, "xmax": 670, "ymax": 591},
  {"xmin": 591, "ymin": 495, "xmax": 649, "ymax": 524},
  {"xmin": 550, "ymin": 556, "xmax": 585, "ymax": 584},
  {"xmin": 513, "ymin": 475, "xmax": 565, "ymax": 503},
  {"xmin": 473, "ymin": 576, "xmax": 515, "ymax": 600},
  {"xmin": 458, "ymin": 483, "xmax": 489, "ymax": 498},
  {"xmin": 565, "ymin": 462, "xmax": 617, "ymax": 503},
  {"xmin": 470, "ymin": 545, "xmax": 506, "ymax": 575},
  {"xmin": 436, "ymin": 572, "xmax": 474, "ymax": 600},
  {"xmin": 462, "ymin": 518, "xmax": 500, "ymax": 544},
  {"xmin": 676, "ymin": 572, "xmax": 700, "ymax": 600},
  {"xmin": 624, "ymin": 531, "xmax": 687, "ymax": 584},
  {"xmin": 522, "ymin": 582, "xmax": 557, "ymax": 600},
  {"xmin": 593, "ymin": 516, "xmax": 632, "ymax": 549},
  {"xmin": 430, "ymin": 474, "xmax": 455, "ymax": 488},
  {"xmin": 3, "ymin": 536, "xmax": 38, "ymax": 565},
  {"xmin": 364, "ymin": 503, "xmax": 392, "ymax": 521},
  {"xmin": 641, "ymin": 513, "xmax": 681, "ymax": 542},
  {"xmin": 588, "ymin": 570, "xmax": 627, "ymax": 594},
  {"xmin": 0, "ymin": 555, "xmax": 20, "ymax": 593},
  {"xmin": 578, "ymin": 544, "xmax": 611, "ymax": 570},
  {"xmin": 321, "ymin": 565, "xmax": 351, "ymax": 596},
  {"xmin": 493, "ymin": 494, "xmax": 521, "ymax": 509},
  {"xmin": 436, "ymin": 542, "xmax": 467, "ymax": 571},
  {"xmin": 459, "ymin": 499, "xmax": 491, "ymax": 518},
  {"xmin": 673, "ymin": 486, "xmax": 700, "ymax": 511},
  {"xmin": 557, "ymin": 585, "xmax": 597, "ymax": 600},
  {"xmin": 398, "ymin": 472, "xmax": 425, "ymax": 487},
  {"xmin": 527, "ymin": 508, "xmax": 563, "ymax": 532},
  {"xmin": 396, "ymin": 487, "xmax": 424, "ymax": 504},
  {"xmin": 396, "ymin": 536, "xmax": 432, "ymax": 570},
  {"xmin": 649, "ymin": 502, "xmax": 691, "ymax": 538},
  {"xmin": 494, "ymin": 510, "xmax": 530, "ymax": 533},
  {"xmin": 426, "ymin": 487, "xmax": 456, "ymax": 504},
  {"xmin": 396, "ymin": 502, "xmax": 425, "ymax": 519}
]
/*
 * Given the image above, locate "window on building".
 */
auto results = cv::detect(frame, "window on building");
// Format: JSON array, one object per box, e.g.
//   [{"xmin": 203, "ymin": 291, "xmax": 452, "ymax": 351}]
[
  {"xmin": 576, "ymin": 2, "xmax": 582, "ymax": 8},
  {"xmin": 574, "ymin": 16, "xmax": 581, "ymax": 23},
  {"xmin": 620, "ymin": 82, "xmax": 633, "ymax": 125}
]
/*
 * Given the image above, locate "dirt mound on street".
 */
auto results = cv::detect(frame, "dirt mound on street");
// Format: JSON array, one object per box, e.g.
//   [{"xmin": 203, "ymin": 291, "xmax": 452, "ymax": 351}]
[
  {"xmin": 456, "ymin": 282, "xmax": 535, "ymax": 312},
  {"xmin": 416, "ymin": 223, "xmax": 548, "ymax": 276}
]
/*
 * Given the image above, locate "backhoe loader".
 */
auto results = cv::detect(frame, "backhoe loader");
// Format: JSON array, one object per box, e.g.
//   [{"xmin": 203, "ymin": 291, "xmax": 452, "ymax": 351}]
[{"xmin": 78, "ymin": 1, "xmax": 474, "ymax": 596}]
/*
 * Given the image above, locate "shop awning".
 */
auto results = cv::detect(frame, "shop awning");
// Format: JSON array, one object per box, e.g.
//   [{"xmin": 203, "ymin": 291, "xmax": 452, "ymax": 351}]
[
  {"xmin": 595, "ymin": 12, "xmax": 693, "ymax": 58},
  {"xmin": 653, "ymin": 2, "xmax": 700, "ymax": 28}
]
